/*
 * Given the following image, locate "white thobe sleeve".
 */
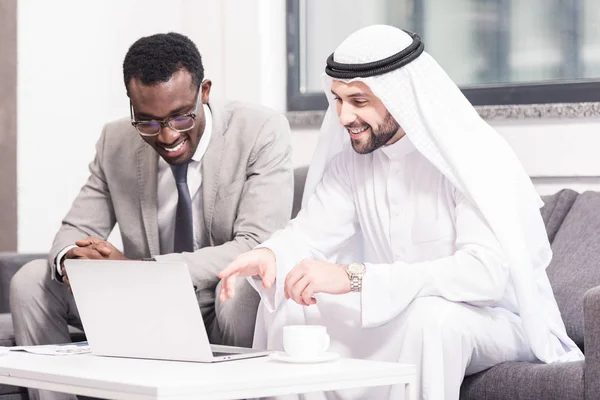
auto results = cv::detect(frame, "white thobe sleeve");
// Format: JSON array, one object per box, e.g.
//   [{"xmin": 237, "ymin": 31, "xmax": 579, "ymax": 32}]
[
  {"xmin": 249, "ymin": 154, "xmax": 359, "ymax": 311},
  {"xmin": 361, "ymin": 190, "xmax": 510, "ymax": 328}
]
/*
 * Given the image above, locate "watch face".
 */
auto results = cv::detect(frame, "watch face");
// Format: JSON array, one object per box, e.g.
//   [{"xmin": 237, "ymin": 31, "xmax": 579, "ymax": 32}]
[{"xmin": 348, "ymin": 263, "xmax": 365, "ymax": 274}]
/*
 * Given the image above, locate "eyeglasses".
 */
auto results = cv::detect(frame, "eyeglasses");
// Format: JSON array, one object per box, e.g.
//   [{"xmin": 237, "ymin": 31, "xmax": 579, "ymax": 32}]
[{"xmin": 130, "ymin": 87, "xmax": 202, "ymax": 137}]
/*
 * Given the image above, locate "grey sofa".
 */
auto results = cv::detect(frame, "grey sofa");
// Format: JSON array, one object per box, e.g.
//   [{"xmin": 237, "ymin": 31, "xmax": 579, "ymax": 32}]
[
  {"xmin": 0, "ymin": 170, "xmax": 598, "ymax": 399},
  {"xmin": 460, "ymin": 188, "xmax": 600, "ymax": 399}
]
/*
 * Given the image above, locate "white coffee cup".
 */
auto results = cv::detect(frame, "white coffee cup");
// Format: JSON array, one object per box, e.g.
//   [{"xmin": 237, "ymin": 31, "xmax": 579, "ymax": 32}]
[{"xmin": 283, "ymin": 325, "xmax": 330, "ymax": 359}]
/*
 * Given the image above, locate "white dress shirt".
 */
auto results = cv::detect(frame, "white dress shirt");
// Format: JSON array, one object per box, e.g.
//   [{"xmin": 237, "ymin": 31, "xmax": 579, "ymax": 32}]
[
  {"xmin": 157, "ymin": 105, "xmax": 213, "ymax": 254},
  {"xmin": 257, "ymin": 136, "xmax": 514, "ymax": 318},
  {"xmin": 56, "ymin": 105, "xmax": 213, "ymax": 274},
  {"xmin": 249, "ymin": 136, "xmax": 519, "ymax": 364}
]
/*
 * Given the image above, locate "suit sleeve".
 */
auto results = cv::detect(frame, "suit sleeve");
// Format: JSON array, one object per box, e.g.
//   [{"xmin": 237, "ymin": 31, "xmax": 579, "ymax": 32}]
[{"xmin": 47, "ymin": 125, "xmax": 117, "ymax": 279}]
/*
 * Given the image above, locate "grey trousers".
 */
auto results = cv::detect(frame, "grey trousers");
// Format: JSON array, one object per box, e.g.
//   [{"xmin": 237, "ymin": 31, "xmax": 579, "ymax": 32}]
[{"xmin": 9, "ymin": 259, "xmax": 260, "ymax": 400}]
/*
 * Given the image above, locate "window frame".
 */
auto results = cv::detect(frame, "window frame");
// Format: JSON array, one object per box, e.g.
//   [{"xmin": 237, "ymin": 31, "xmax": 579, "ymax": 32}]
[{"xmin": 286, "ymin": 0, "xmax": 600, "ymax": 112}]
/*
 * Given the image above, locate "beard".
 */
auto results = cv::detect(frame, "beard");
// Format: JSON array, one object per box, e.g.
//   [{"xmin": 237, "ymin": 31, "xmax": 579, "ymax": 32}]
[{"xmin": 348, "ymin": 112, "xmax": 400, "ymax": 155}]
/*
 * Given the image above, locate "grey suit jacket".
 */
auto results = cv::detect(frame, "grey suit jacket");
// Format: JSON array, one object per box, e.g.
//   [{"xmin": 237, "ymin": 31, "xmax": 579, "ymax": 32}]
[{"xmin": 49, "ymin": 100, "xmax": 294, "ymax": 288}]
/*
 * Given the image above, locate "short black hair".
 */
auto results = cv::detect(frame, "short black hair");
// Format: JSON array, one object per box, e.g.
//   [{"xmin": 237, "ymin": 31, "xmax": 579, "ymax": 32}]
[{"xmin": 123, "ymin": 32, "xmax": 204, "ymax": 94}]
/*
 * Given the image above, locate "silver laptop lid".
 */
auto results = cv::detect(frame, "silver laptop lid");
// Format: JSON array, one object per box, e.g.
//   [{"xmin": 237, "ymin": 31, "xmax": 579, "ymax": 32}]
[{"xmin": 65, "ymin": 259, "xmax": 215, "ymax": 362}]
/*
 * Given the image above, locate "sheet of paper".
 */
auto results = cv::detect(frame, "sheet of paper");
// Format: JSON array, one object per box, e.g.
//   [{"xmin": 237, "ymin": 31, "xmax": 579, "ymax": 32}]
[{"xmin": 10, "ymin": 341, "xmax": 90, "ymax": 356}]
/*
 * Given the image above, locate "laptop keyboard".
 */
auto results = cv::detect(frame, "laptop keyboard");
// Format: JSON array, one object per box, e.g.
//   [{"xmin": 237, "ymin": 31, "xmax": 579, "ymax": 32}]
[{"xmin": 212, "ymin": 351, "xmax": 236, "ymax": 357}]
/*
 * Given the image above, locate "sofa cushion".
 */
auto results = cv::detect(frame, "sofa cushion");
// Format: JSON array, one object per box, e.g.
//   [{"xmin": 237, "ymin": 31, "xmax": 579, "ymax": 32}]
[
  {"xmin": 540, "ymin": 189, "xmax": 579, "ymax": 244},
  {"xmin": 545, "ymin": 191, "xmax": 600, "ymax": 350},
  {"xmin": 292, "ymin": 166, "xmax": 308, "ymax": 219},
  {"xmin": 0, "ymin": 392, "xmax": 27, "ymax": 399},
  {"xmin": 0, "ymin": 385, "xmax": 27, "ymax": 397},
  {"xmin": 0, "ymin": 253, "xmax": 47, "ymax": 314},
  {"xmin": 460, "ymin": 360, "xmax": 584, "ymax": 400}
]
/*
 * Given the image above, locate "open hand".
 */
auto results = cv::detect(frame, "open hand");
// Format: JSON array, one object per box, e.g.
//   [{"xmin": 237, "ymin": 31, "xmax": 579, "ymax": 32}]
[{"xmin": 218, "ymin": 248, "xmax": 277, "ymax": 302}]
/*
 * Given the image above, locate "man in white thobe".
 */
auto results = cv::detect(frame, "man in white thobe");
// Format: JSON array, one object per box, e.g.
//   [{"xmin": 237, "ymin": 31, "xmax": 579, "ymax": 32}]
[{"xmin": 219, "ymin": 26, "xmax": 583, "ymax": 400}]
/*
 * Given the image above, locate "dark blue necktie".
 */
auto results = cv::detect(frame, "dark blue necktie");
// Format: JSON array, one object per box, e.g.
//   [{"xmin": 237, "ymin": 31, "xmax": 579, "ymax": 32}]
[{"xmin": 172, "ymin": 163, "xmax": 194, "ymax": 253}]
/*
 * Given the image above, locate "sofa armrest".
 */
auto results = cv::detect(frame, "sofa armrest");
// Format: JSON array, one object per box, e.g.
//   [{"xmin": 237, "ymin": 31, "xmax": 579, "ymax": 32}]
[{"xmin": 584, "ymin": 285, "xmax": 600, "ymax": 399}]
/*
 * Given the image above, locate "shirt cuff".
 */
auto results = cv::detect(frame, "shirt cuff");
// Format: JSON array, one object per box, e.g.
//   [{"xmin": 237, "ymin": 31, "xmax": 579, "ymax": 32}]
[
  {"xmin": 246, "ymin": 275, "xmax": 278, "ymax": 312},
  {"xmin": 55, "ymin": 245, "xmax": 77, "ymax": 276},
  {"xmin": 251, "ymin": 244, "xmax": 288, "ymax": 313}
]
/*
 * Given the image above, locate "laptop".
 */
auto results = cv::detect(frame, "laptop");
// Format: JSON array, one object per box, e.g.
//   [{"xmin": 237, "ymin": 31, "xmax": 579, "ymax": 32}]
[{"xmin": 64, "ymin": 259, "xmax": 270, "ymax": 363}]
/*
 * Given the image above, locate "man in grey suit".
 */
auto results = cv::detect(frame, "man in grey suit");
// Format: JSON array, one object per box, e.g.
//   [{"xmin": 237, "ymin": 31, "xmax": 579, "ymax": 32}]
[{"xmin": 10, "ymin": 32, "xmax": 293, "ymax": 400}]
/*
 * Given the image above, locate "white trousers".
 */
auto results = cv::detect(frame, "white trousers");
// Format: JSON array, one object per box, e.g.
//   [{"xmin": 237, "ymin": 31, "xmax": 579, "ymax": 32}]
[{"xmin": 262, "ymin": 297, "xmax": 536, "ymax": 400}]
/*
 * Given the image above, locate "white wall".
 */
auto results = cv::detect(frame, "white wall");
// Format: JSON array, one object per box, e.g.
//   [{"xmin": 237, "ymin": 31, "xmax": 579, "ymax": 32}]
[
  {"xmin": 494, "ymin": 117, "xmax": 600, "ymax": 195},
  {"xmin": 16, "ymin": 0, "xmax": 600, "ymax": 252},
  {"xmin": 17, "ymin": 0, "xmax": 285, "ymax": 252},
  {"xmin": 290, "ymin": 118, "xmax": 600, "ymax": 196},
  {"xmin": 18, "ymin": 0, "xmax": 180, "ymax": 253}
]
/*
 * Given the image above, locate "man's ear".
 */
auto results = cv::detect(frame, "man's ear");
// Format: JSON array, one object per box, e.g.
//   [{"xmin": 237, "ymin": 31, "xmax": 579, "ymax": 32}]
[{"xmin": 201, "ymin": 80, "xmax": 212, "ymax": 104}]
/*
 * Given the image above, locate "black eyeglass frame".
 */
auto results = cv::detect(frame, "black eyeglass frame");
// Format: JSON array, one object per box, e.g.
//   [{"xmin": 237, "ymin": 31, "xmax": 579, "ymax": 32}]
[{"xmin": 129, "ymin": 85, "xmax": 203, "ymax": 137}]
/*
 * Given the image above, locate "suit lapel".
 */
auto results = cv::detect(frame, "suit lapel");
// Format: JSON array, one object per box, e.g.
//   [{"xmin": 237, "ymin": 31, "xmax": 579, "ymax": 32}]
[
  {"xmin": 136, "ymin": 143, "xmax": 160, "ymax": 256},
  {"xmin": 201, "ymin": 101, "xmax": 227, "ymax": 245}
]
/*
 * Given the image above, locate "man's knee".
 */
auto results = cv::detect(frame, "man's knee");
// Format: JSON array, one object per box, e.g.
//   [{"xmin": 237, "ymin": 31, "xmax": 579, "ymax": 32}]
[
  {"xmin": 215, "ymin": 278, "xmax": 260, "ymax": 347},
  {"xmin": 10, "ymin": 259, "xmax": 51, "ymax": 310},
  {"xmin": 404, "ymin": 297, "xmax": 470, "ymax": 338},
  {"xmin": 215, "ymin": 278, "xmax": 260, "ymax": 318}
]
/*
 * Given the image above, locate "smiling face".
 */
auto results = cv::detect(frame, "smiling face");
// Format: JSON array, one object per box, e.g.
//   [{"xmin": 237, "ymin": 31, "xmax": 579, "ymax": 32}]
[
  {"xmin": 128, "ymin": 69, "xmax": 211, "ymax": 165},
  {"xmin": 331, "ymin": 80, "xmax": 404, "ymax": 154}
]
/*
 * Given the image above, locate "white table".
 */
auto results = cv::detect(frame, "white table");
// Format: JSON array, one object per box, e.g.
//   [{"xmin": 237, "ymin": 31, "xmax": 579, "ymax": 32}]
[{"xmin": 0, "ymin": 352, "xmax": 416, "ymax": 399}]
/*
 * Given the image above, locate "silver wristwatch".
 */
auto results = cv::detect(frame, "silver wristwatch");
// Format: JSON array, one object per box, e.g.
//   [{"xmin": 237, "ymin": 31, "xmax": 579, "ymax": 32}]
[{"xmin": 345, "ymin": 262, "xmax": 366, "ymax": 292}]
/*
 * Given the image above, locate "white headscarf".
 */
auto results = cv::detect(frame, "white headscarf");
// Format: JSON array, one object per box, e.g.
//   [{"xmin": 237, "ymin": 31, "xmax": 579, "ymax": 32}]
[{"xmin": 303, "ymin": 25, "xmax": 582, "ymax": 363}]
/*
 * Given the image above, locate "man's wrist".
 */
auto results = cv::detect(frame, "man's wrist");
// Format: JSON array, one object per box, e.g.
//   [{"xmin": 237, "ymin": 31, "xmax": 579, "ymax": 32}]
[
  {"xmin": 338, "ymin": 264, "xmax": 352, "ymax": 293},
  {"xmin": 55, "ymin": 245, "xmax": 77, "ymax": 278},
  {"xmin": 260, "ymin": 248, "xmax": 276, "ymax": 263},
  {"xmin": 345, "ymin": 262, "xmax": 366, "ymax": 292}
]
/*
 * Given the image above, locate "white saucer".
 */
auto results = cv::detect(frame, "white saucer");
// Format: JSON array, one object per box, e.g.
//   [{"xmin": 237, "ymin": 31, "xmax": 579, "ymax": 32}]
[
  {"xmin": 0, "ymin": 347, "xmax": 10, "ymax": 355},
  {"xmin": 269, "ymin": 351, "xmax": 340, "ymax": 364}
]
